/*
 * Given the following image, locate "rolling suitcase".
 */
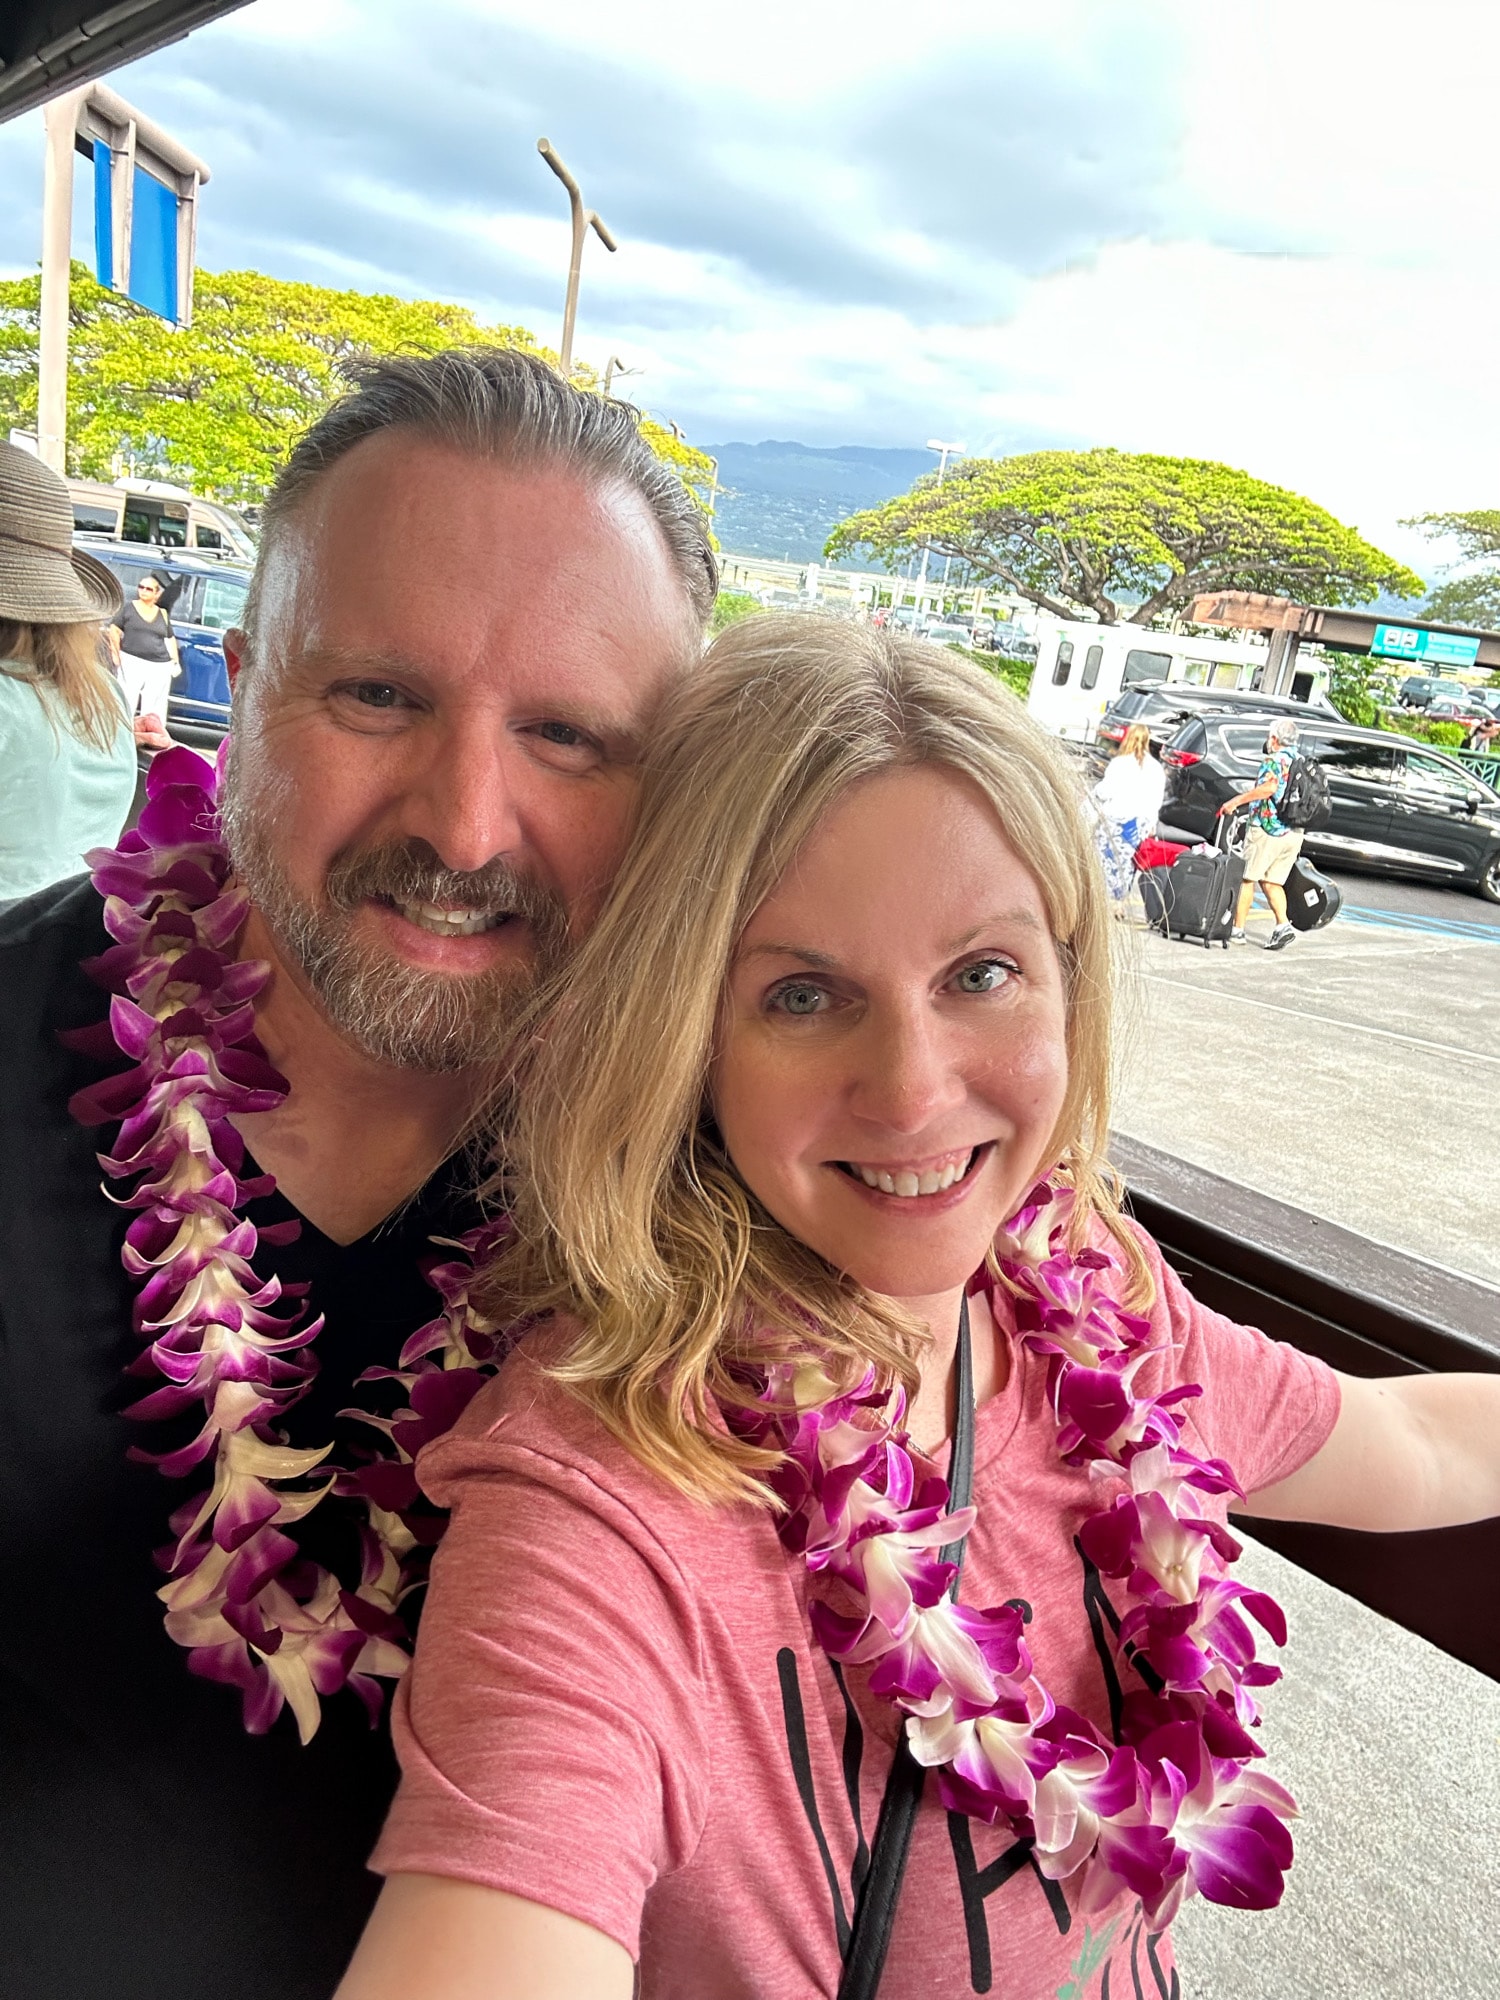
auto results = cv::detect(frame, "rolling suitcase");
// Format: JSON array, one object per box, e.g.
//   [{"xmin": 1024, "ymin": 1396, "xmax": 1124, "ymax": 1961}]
[
  {"xmin": 1141, "ymin": 818, "xmax": 1245, "ymax": 949},
  {"xmin": 1285, "ymin": 854, "xmax": 1341, "ymax": 932}
]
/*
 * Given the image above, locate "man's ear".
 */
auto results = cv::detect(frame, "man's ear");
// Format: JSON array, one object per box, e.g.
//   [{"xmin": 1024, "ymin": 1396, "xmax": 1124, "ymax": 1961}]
[{"xmin": 224, "ymin": 627, "xmax": 247, "ymax": 692}]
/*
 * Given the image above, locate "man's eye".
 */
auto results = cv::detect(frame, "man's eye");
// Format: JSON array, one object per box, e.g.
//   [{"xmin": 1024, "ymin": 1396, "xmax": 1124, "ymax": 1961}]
[
  {"xmin": 769, "ymin": 982, "xmax": 827, "ymax": 1017},
  {"xmin": 953, "ymin": 958, "xmax": 1016, "ymax": 995},
  {"xmin": 349, "ymin": 682, "xmax": 405, "ymax": 709},
  {"xmin": 535, "ymin": 721, "xmax": 587, "ymax": 747}
]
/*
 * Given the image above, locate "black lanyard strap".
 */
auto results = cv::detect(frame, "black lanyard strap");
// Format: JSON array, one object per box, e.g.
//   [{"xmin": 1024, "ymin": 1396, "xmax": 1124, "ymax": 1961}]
[{"xmin": 836, "ymin": 1295, "xmax": 976, "ymax": 2000}]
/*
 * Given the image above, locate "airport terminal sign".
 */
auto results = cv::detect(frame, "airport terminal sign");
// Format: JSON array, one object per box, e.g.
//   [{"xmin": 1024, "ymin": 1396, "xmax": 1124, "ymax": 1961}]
[{"xmin": 1372, "ymin": 623, "xmax": 1481, "ymax": 667}]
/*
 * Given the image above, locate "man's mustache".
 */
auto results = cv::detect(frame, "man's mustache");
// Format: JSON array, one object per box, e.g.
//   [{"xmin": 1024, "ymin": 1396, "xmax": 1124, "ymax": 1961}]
[{"xmin": 325, "ymin": 839, "xmax": 568, "ymax": 942}]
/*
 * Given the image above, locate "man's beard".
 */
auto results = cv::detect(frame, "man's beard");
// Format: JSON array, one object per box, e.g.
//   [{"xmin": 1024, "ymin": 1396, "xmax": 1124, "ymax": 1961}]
[{"xmin": 219, "ymin": 771, "xmax": 570, "ymax": 1074}]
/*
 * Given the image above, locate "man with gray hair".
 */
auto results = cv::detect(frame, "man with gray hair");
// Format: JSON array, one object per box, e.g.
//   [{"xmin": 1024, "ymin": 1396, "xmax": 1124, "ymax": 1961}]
[
  {"xmin": 1220, "ymin": 717, "xmax": 1306, "ymax": 949},
  {"xmin": 0, "ymin": 348, "xmax": 715, "ymax": 2000}
]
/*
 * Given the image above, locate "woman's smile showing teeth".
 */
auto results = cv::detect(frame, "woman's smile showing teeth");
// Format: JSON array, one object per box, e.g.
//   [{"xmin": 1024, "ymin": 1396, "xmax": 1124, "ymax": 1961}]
[{"xmin": 838, "ymin": 1146, "xmax": 985, "ymax": 1199}]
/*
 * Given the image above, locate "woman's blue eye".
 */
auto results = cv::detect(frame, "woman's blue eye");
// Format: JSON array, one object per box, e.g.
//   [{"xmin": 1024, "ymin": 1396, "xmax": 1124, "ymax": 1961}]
[
  {"xmin": 955, "ymin": 959, "xmax": 1013, "ymax": 994},
  {"xmin": 773, "ymin": 983, "xmax": 825, "ymax": 1016}
]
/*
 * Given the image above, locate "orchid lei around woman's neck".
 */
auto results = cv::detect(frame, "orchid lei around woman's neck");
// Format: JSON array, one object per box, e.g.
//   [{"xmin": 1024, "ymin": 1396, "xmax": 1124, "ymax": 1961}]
[
  {"xmin": 726, "ymin": 1180, "xmax": 1296, "ymax": 1929},
  {"xmin": 67, "ymin": 746, "xmax": 509, "ymax": 1744}
]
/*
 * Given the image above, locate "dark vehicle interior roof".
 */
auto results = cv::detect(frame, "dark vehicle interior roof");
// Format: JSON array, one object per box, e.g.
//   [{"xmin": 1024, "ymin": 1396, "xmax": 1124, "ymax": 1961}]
[{"xmin": 1, "ymin": 0, "xmax": 250, "ymax": 124}]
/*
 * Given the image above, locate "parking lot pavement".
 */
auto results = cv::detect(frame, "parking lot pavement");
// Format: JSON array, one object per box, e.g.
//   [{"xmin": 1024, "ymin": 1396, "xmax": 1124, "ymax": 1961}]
[
  {"xmin": 1111, "ymin": 912, "xmax": 1500, "ymax": 1288},
  {"xmin": 1172, "ymin": 1531, "xmax": 1500, "ymax": 1999}
]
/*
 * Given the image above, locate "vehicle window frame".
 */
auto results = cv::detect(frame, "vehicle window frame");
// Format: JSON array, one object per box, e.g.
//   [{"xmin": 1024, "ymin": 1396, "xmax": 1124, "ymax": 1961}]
[
  {"xmin": 1052, "ymin": 639, "xmax": 1075, "ymax": 686},
  {"xmin": 1302, "ymin": 733, "xmax": 1399, "ymax": 783},
  {"xmin": 195, "ymin": 571, "xmax": 250, "ymax": 633},
  {"xmin": 1399, "ymin": 746, "xmax": 1481, "ymax": 804},
  {"xmin": 1219, "ymin": 723, "xmax": 1274, "ymax": 769},
  {"xmin": 1123, "ymin": 646, "xmax": 1173, "ymax": 686},
  {"xmin": 1081, "ymin": 642, "xmax": 1103, "ymax": 690}
]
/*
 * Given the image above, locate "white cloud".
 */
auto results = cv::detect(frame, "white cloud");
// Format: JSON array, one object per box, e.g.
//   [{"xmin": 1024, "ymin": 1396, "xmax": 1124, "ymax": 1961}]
[{"xmin": 2, "ymin": 0, "xmax": 1499, "ymax": 557}]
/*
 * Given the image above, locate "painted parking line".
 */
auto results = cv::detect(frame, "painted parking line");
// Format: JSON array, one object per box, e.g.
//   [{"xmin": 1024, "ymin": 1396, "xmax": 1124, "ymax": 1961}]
[
  {"xmin": 1142, "ymin": 974, "xmax": 1500, "ymax": 1067},
  {"xmin": 1338, "ymin": 904, "xmax": 1500, "ymax": 944}
]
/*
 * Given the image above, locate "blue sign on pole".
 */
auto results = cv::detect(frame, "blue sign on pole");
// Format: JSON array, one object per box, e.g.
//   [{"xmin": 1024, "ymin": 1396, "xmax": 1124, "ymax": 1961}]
[
  {"xmin": 128, "ymin": 167, "xmax": 179, "ymax": 322},
  {"xmin": 92, "ymin": 141, "xmax": 114, "ymax": 289},
  {"xmin": 86, "ymin": 134, "xmax": 184, "ymax": 324},
  {"xmin": 1372, "ymin": 623, "xmax": 1481, "ymax": 668}
]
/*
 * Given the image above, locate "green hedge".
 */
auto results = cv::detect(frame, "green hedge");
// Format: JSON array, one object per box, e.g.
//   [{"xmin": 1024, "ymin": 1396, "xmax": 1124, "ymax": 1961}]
[{"xmin": 1378, "ymin": 712, "xmax": 1468, "ymax": 750}]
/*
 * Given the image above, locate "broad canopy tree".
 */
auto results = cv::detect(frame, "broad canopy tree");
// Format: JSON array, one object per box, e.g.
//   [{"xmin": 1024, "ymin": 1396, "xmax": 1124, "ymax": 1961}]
[
  {"xmin": 0, "ymin": 264, "xmax": 716, "ymax": 521},
  {"xmin": 826, "ymin": 448, "xmax": 1423, "ymax": 624},
  {"xmin": 1401, "ymin": 510, "xmax": 1500, "ymax": 631}
]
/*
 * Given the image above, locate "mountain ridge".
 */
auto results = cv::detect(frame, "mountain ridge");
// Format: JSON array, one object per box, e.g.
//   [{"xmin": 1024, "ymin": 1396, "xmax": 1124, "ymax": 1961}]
[{"xmin": 703, "ymin": 439, "xmax": 933, "ymax": 564}]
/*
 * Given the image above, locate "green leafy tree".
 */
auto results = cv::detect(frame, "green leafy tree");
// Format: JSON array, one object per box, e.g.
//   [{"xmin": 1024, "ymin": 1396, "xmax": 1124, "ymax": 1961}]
[
  {"xmin": 1326, "ymin": 648, "xmax": 1381, "ymax": 728},
  {"xmin": 827, "ymin": 448, "xmax": 1422, "ymax": 626},
  {"xmin": 1400, "ymin": 510, "xmax": 1500, "ymax": 629},
  {"xmin": 710, "ymin": 589, "xmax": 760, "ymax": 631},
  {"xmin": 0, "ymin": 263, "xmax": 716, "ymax": 526}
]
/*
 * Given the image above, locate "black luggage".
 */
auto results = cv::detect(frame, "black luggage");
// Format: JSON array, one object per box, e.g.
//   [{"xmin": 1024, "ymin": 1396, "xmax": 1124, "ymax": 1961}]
[
  {"xmin": 1284, "ymin": 853, "xmax": 1341, "ymax": 931},
  {"xmin": 1140, "ymin": 819, "xmax": 1245, "ymax": 949}
]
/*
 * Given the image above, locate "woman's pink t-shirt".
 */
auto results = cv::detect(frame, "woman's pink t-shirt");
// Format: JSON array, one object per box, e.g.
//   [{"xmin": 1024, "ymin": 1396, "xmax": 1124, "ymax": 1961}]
[{"xmin": 373, "ymin": 1229, "xmax": 1339, "ymax": 1999}]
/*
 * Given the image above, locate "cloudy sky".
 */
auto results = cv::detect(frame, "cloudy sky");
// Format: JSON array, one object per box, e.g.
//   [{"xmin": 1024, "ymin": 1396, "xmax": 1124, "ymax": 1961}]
[{"xmin": 1, "ymin": 0, "xmax": 1494, "ymax": 572}]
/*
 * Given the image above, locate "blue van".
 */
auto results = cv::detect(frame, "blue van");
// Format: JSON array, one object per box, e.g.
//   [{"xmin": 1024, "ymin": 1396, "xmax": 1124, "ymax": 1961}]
[{"xmin": 82, "ymin": 540, "xmax": 249, "ymax": 746}]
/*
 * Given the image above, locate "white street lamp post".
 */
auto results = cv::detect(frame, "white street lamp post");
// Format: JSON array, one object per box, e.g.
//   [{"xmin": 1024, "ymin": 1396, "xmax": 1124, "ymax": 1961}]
[
  {"xmin": 915, "ymin": 437, "xmax": 964, "ymax": 612},
  {"xmin": 538, "ymin": 139, "xmax": 617, "ymax": 378}
]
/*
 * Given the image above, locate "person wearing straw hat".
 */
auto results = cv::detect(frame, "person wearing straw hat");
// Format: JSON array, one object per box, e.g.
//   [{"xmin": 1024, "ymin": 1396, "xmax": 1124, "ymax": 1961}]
[{"xmin": 0, "ymin": 439, "xmax": 136, "ymax": 901}]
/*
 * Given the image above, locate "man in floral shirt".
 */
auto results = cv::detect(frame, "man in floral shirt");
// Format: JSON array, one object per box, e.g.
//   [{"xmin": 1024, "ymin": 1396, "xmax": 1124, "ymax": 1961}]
[{"xmin": 1220, "ymin": 719, "xmax": 1304, "ymax": 950}]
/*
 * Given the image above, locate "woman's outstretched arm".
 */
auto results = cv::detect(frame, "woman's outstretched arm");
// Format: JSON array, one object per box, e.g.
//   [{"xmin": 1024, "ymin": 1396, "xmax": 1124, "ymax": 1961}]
[
  {"xmin": 1243, "ymin": 1370, "xmax": 1500, "ymax": 1531},
  {"xmin": 335, "ymin": 1875, "xmax": 634, "ymax": 2000}
]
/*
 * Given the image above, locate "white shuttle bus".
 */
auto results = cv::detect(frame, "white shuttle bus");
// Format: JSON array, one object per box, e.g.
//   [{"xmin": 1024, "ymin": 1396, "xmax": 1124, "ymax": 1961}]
[{"xmin": 1024, "ymin": 616, "xmax": 1307, "ymax": 742}]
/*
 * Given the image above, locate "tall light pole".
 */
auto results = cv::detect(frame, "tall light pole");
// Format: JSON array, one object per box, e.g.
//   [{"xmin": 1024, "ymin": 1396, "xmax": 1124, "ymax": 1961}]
[
  {"xmin": 602, "ymin": 355, "xmax": 640, "ymax": 397},
  {"xmin": 537, "ymin": 139, "xmax": 617, "ymax": 378},
  {"xmin": 915, "ymin": 438, "xmax": 964, "ymax": 609}
]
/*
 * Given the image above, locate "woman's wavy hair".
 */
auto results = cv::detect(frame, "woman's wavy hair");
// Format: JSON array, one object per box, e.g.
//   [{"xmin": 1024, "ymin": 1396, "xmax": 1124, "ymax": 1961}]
[
  {"xmin": 0, "ymin": 617, "xmax": 122, "ymax": 752},
  {"xmin": 483, "ymin": 614, "xmax": 1147, "ymax": 1505}
]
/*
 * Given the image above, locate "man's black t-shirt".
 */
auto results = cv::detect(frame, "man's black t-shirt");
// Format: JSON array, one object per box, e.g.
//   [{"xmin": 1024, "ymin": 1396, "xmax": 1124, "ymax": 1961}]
[{"xmin": 0, "ymin": 878, "xmax": 483, "ymax": 2000}]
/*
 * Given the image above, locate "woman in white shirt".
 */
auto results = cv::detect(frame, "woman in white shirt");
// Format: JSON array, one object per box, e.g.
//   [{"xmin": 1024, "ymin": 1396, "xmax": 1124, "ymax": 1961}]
[{"xmin": 1091, "ymin": 723, "xmax": 1166, "ymax": 902}]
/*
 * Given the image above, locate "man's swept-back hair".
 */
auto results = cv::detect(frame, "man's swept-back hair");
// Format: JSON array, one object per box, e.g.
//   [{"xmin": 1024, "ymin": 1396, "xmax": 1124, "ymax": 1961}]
[
  {"xmin": 482, "ymin": 614, "xmax": 1149, "ymax": 1507},
  {"xmin": 242, "ymin": 346, "xmax": 718, "ymax": 643}
]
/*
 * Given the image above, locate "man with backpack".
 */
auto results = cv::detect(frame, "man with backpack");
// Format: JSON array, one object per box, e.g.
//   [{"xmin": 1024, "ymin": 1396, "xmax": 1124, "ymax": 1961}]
[{"xmin": 1219, "ymin": 719, "xmax": 1327, "ymax": 949}]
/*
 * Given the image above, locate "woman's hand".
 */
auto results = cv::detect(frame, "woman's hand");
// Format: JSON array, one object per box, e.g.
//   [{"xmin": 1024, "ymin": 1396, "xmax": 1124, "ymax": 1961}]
[
  {"xmin": 335, "ymin": 1875, "xmax": 634, "ymax": 2000},
  {"xmin": 1243, "ymin": 1370, "xmax": 1500, "ymax": 1532}
]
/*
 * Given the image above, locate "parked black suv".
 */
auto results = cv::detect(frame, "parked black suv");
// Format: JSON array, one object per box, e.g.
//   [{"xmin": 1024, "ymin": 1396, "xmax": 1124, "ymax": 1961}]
[
  {"xmin": 1096, "ymin": 683, "xmax": 1334, "ymax": 756},
  {"xmin": 1162, "ymin": 713, "xmax": 1500, "ymax": 901},
  {"xmin": 1397, "ymin": 675, "xmax": 1468, "ymax": 710}
]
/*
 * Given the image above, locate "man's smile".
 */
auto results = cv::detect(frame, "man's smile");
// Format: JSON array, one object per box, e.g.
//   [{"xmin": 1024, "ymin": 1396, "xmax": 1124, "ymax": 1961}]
[{"xmin": 375, "ymin": 894, "xmax": 517, "ymax": 938}]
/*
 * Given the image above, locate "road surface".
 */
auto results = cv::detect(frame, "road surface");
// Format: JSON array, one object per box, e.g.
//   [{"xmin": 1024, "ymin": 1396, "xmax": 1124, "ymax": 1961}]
[{"xmin": 1323, "ymin": 864, "xmax": 1500, "ymax": 938}]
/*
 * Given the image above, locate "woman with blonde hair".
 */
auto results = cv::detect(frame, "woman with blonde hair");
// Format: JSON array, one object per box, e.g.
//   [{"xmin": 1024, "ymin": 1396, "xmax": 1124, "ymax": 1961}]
[
  {"xmin": 1091, "ymin": 720, "xmax": 1165, "ymax": 903},
  {"xmin": 341, "ymin": 618, "xmax": 1500, "ymax": 2000},
  {"xmin": 0, "ymin": 440, "xmax": 135, "ymax": 899}
]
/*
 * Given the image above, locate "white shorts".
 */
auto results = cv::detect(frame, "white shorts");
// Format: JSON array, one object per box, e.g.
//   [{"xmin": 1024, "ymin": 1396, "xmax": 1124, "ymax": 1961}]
[{"xmin": 118, "ymin": 652, "xmax": 176, "ymax": 723}]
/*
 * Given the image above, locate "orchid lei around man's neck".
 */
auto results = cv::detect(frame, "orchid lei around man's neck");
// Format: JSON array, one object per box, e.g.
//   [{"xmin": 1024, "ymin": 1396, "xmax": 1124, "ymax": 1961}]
[
  {"xmin": 67, "ymin": 746, "xmax": 509, "ymax": 1743},
  {"xmin": 726, "ymin": 1180, "xmax": 1296, "ymax": 1929}
]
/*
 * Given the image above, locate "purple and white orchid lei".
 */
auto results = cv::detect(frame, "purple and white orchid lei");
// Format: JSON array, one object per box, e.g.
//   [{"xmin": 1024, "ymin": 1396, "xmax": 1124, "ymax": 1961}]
[
  {"xmin": 67, "ymin": 746, "xmax": 510, "ymax": 1744},
  {"xmin": 727, "ymin": 1180, "xmax": 1297, "ymax": 1929}
]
